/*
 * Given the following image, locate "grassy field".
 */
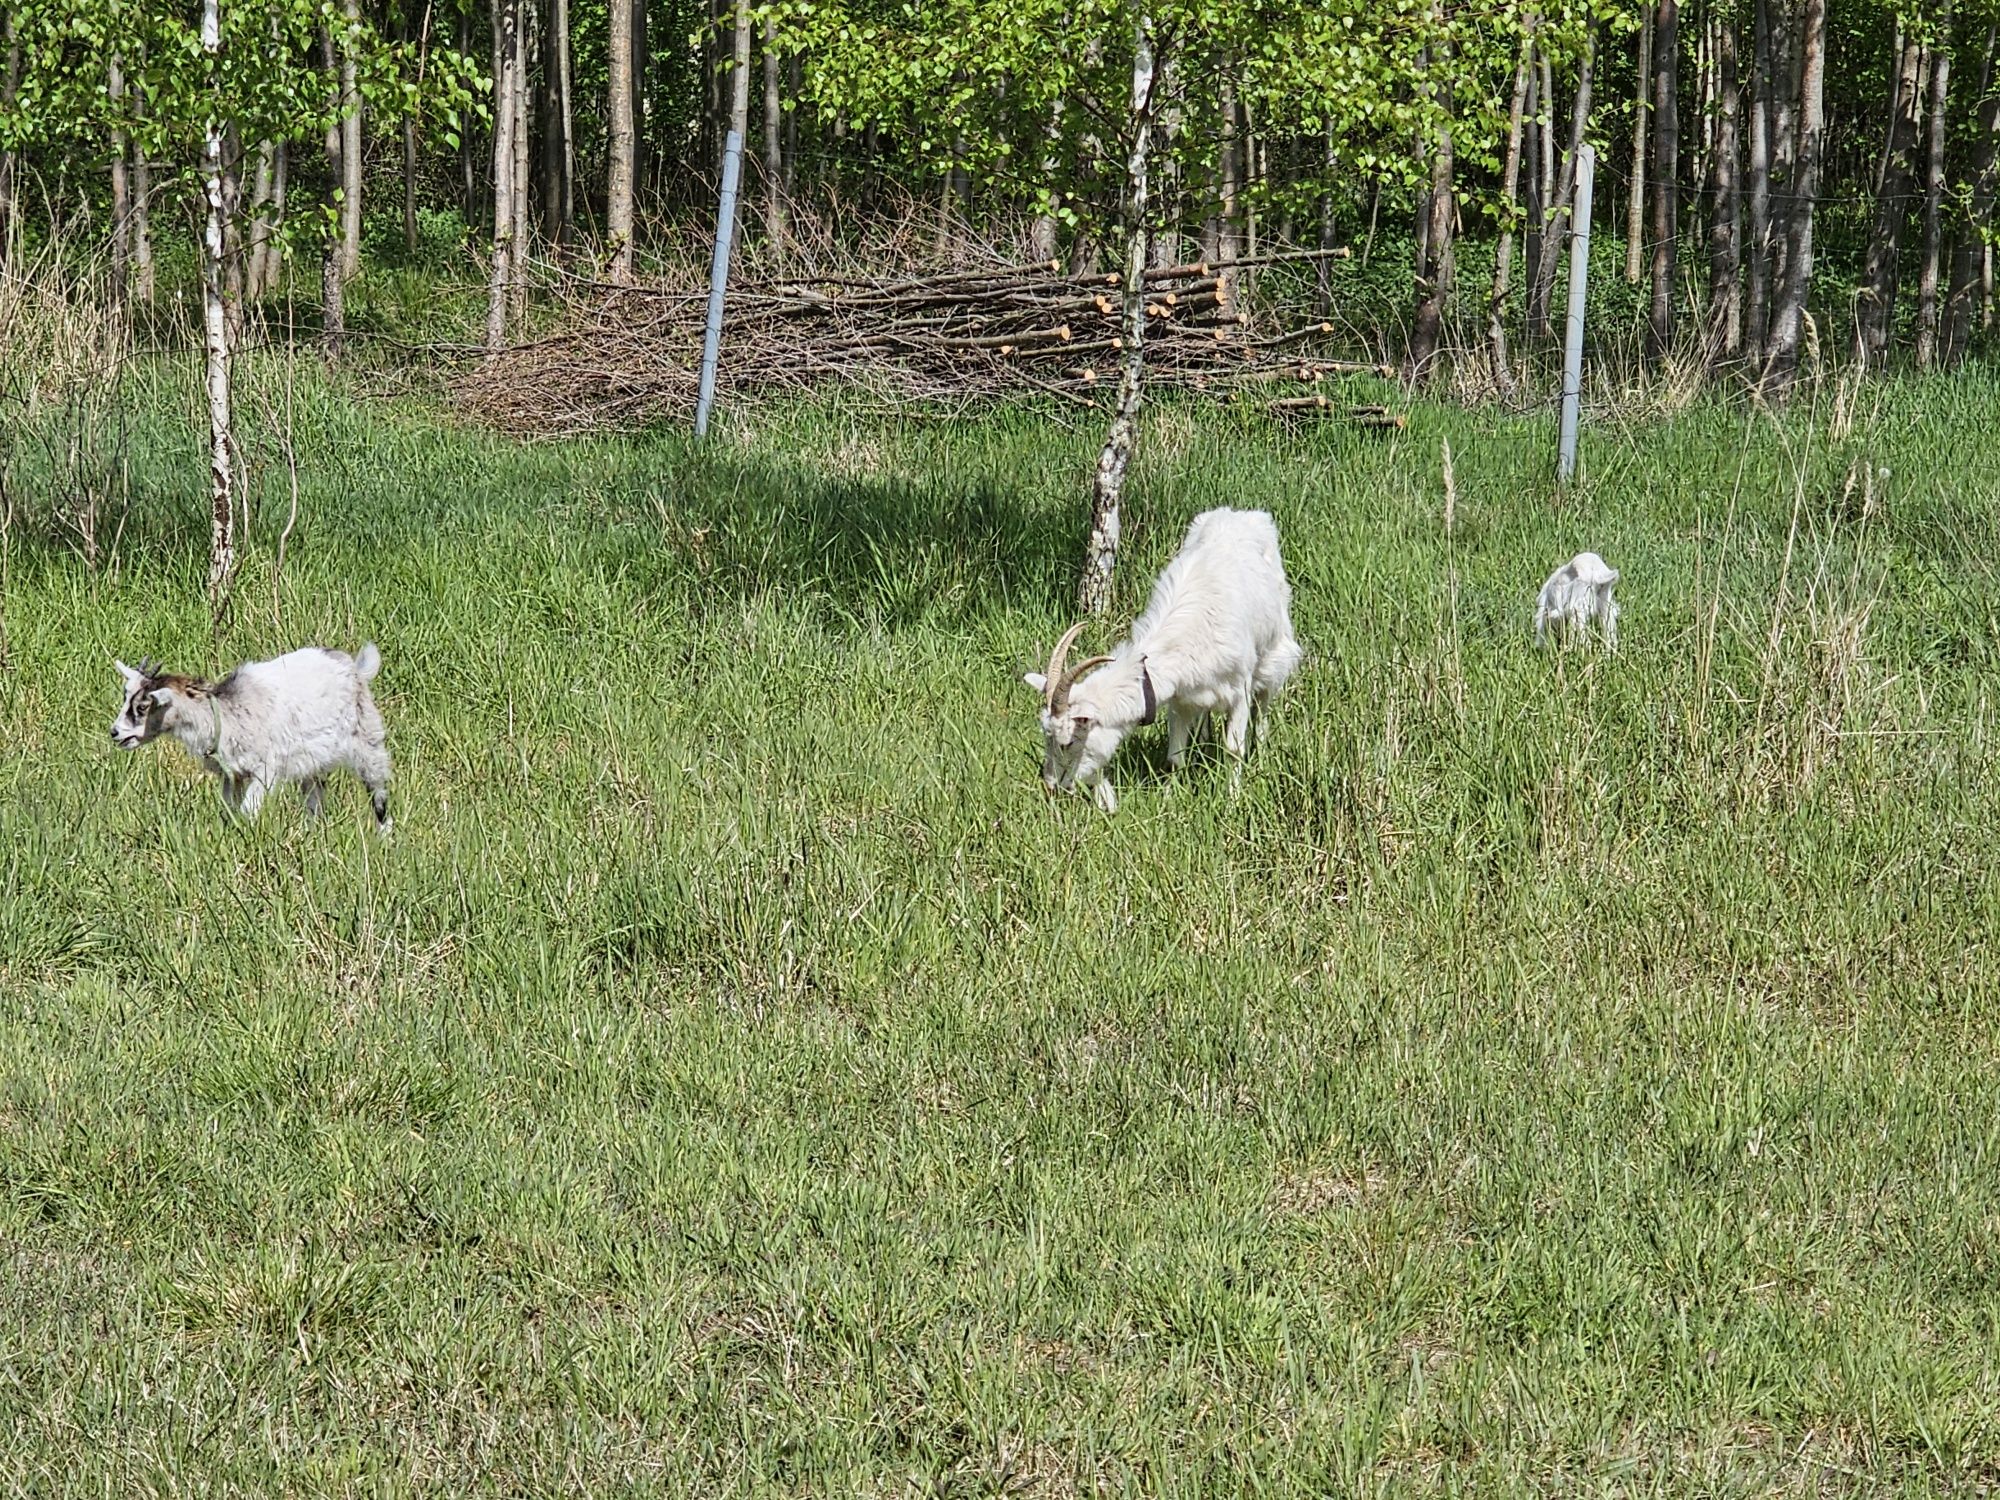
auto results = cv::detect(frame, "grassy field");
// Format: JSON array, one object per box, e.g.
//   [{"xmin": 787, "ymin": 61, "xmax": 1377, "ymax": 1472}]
[{"xmin": 4, "ymin": 359, "xmax": 2000, "ymax": 1495}]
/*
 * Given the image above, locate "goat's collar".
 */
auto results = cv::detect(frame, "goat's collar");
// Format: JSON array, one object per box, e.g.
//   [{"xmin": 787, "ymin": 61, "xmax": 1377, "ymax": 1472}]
[{"xmin": 1138, "ymin": 658, "xmax": 1158, "ymax": 727}]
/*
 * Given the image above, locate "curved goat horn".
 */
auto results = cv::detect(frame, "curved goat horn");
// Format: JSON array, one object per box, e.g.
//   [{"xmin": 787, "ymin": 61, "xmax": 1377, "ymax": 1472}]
[{"xmin": 1043, "ymin": 622, "xmax": 1087, "ymax": 713}]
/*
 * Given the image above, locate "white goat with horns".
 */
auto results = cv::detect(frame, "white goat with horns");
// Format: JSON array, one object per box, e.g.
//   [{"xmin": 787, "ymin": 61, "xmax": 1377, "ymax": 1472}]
[
  {"xmin": 1024, "ymin": 507, "xmax": 1303, "ymax": 812},
  {"xmin": 111, "ymin": 645, "xmax": 394, "ymax": 832}
]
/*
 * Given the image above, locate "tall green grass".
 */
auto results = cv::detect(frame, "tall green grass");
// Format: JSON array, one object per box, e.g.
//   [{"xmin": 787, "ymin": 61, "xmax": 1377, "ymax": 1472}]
[{"xmin": 2, "ymin": 362, "xmax": 1999, "ymax": 1494}]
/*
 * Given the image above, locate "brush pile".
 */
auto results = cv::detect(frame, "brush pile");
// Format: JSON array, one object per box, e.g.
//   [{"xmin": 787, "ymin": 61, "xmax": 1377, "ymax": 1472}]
[{"xmin": 454, "ymin": 253, "xmax": 1394, "ymax": 435}]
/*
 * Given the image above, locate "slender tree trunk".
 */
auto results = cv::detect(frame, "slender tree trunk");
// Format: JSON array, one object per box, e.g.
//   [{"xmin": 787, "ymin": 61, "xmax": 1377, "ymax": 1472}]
[
  {"xmin": 784, "ymin": 54, "xmax": 799, "ymax": 192},
  {"xmin": 607, "ymin": 0, "xmax": 635, "ymax": 281},
  {"xmin": 1528, "ymin": 29, "xmax": 1596, "ymax": 337},
  {"xmin": 1536, "ymin": 48, "xmax": 1552, "ymax": 318},
  {"xmin": 1077, "ymin": 9, "xmax": 1157, "ymax": 618},
  {"xmin": 263, "ymin": 144, "xmax": 285, "ymax": 300},
  {"xmin": 1694, "ymin": 9, "xmax": 1714, "ymax": 195},
  {"xmin": 400, "ymin": 0, "xmax": 426, "ymax": 254},
  {"xmin": 200, "ymin": 0, "xmax": 236, "ymax": 607},
  {"xmin": 340, "ymin": 0, "xmax": 362, "ymax": 278},
  {"xmin": 704, "ymin": 0, "xmax": 723, "ymax": 173},
  {"xmin": 1240, "ymin": 94, "xmax": 1258, "ymax": 265},
  {"xmin": 1150, "ymin": 54, "xmax": 1181, "ymax": 269},
  {"xmin": 1745, "ymin": 0, "xmax": 1773, "ymax": 351},
  {"xmin": 131, "ymin": 155, "xmax": 154, "ymax": 304},
  {"xmin": 1855, "ymin": 33, "xmax": 1925, "ymax": 366},
  {"xmin": 247, "ymin": 138, "xmax": 275, "ymax": 294},
  {"xmin": 553, "ymin": 0, "xmax": 574, "ymax": 240},
  {"xmin": 486, "ymin": 0, "xmax": 520, "ymax": 349},
  {"xmin": 1626, "ymin": 3, "xmax": 1652, "ymax": 282},
  {"xmin": 109, "ymin": 54, "xmax": 131, "ymax": 316},
  {"xmin": 1760, "ymin": 0, "xmax": 1823, "ymax": 398},
  {"xmin": 457, "ymin": 9, "xmax": 477, "ymax": 220},
  {"xmin": 1875, "ymin": 20, "xmax": 1906, "ymax": 194},
  {"xmin": 1916, "ymin": 19, "xmax": 1952, "ymax": 369},
  {"xmin": 1314, "ymin": 117, "xmax": 1338, "ymax": 315},
  {"xmin": 538, "ymin": 8, "xmax": 560, "ymax": 239},
  {"xmin": 509, "ymin": 0, "xmax": 533, "ymax": 323},
  {"xmin": 1489, "ymin": 28, "xmax": 1535, "ymax": 391},
  {"xmin": 937, "ymin": 134, "xmax": 964, "ymax": 249},
  {"xmin": 1946, "ymin": 24, "xmax": 1999, "ymax": 360},
  {"xmin": 403, "ymin": 114, "xmax": 420, "ymax": 255},
  {"xmin": 1408, "ymin": 105, "xmax": 1455, "ymax": 383},
  {"xmin": 727, "ymin": 0, "xmax": 751, "ymax": 245},
  {"xmin": 221, "ymin": 131, "xmax": 245, "ymax": 345},
  {"xmin": 1648, "ymin": 0, "xmax": 1681, "ymax": 362},
  {"xmin": 1218, "ymin": 69, "xmax": 1241, "ymax": 278},
  {"xmin": 760, "ymin": 17, "xmax": 786, "ymax": 249},
  {"xmin": 322, "ymin": 28, "xmax": 347, "ymax": 354},
  {"xmin": 630, "ymin": 0, "xmax": 647, "ymax": 199},
  {"xmin": 1030, "ymin": 99, "xmax": 1064, "ymax": 262},
  {"xmin": 1707, "ymin": 14, "xmax": 1741, "ymax": 361},
  {"xmin": 1523, "ymin": 57, "xmax": 1544, "ymax": 338}
]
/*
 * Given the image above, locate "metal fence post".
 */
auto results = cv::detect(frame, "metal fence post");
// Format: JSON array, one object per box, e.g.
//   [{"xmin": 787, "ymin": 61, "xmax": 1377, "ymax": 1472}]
[
  {"xmin": 1558, "ymin": 143, "xmax": 1595, "ymax": 486},
  {"xmin": 695, "ymin": 127, "xmax": 745, "ymax": 438}
]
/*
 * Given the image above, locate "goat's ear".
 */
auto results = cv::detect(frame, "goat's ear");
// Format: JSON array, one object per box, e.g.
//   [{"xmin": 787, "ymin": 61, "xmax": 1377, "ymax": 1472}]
[
  {"xmin": 148, "ymin": 687, "xmax": 176, "ymax": 709},
  {"xmin": 1022, "ymin": 671, "xmax": 1048, "ymax": 695}
]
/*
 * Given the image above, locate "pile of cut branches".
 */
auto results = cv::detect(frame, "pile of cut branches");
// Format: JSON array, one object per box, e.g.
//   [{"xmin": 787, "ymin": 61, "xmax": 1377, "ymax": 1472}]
[{"xmin": 454, "ymin": 251, "xmax": 1394, "ymax": 435}]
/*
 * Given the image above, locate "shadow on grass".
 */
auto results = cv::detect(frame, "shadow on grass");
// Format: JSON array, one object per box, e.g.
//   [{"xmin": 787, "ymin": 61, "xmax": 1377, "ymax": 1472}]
[{"xmin": 595, "ymin": 439, "xmax": 1081, "ymax": 631}]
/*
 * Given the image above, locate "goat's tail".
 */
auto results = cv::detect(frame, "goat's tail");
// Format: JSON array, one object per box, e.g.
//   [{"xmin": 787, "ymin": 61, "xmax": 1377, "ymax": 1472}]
[{"xmin": 355, "ymin": 643, "xmax": 382, "ymax": 681}]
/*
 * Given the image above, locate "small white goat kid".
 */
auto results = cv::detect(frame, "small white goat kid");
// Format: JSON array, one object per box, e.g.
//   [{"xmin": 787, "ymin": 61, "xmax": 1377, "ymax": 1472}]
[
  {"xmin": 112, "ymin": 645, "xmax": 393, "ymax": 832},
  {"xmin": 1024, "ymin": 507, "xmax": 1303, "ymax": 812},
  {"xmin": 1534, "ymin": 551, "xmax": 1620, "ymax": 649}
]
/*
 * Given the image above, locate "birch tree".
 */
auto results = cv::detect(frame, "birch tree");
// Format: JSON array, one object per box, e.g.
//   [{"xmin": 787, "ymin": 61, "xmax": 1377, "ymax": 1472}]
[
  {"xmin": 1647, "ymin": 0, "xmax": 1680, "ymax": 360},
  {"xmin": 607, "ymin": 0, "xmax": 635, "ymax": 282},
  {"xmin": 338, "ymin": 0, "xmax": 361, "ymax": 277},
  {"xmin": 1855, "ymin": 27, "xmax": 1926, "ymax": 367},
  {"xmin": 486, "ymin": 0, "xmax": 520, "ymax": 348},
  {"xmin": 198, "ymin": 0, "xmax": 233, "ymax": 602},
  {"xmin": 1914, "ymin": 11, "xmax": 1951, "ymax": 368},
  {"xmin": 1487, "ymin": 27, "xmax": 1535, "ymax": 390},
  {"xmin": 0, "ymin": 0, "xmax": 474, "ymax": 597},
  {"xmin": 1760, "ymin": 0, "xmax": 1825, "ymax": 396},
  {"xmin": 1076, "ymin": 4, "xmax": 1156, "ymax": 616}
]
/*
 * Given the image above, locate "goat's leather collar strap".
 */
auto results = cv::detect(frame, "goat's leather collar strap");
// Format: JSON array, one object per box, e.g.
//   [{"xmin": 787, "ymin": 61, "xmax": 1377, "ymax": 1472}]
[{"xmin": 1138, "ymin": 660, "xmax": 1158, "ymax": 726}]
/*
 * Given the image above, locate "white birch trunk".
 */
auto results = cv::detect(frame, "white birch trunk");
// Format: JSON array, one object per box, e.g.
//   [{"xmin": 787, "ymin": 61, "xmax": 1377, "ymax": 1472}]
[
  {"xmin": 1076, "ymin": 10, "xmax": 1157, "ymax": 617},
  {"xmin": 200, "ymin": 0, "xmax": 236, "ymax": 606},
  {"xmin": 509, "ymin": 0, "xmax": 533, "ymax": 322},
  {"xmin": 339, "ymin": 0, "xmax": 362, "ymax": 277},
  {"xmin": 486, "ymin": 0, "xmax": 519, "ymax": 350}
]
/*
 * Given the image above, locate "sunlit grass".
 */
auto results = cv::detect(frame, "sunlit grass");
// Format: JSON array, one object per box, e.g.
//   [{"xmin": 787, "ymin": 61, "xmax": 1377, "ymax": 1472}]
[{"xmin": 2, "ymin": 362, "xmax": 1999, "ymax": 1493}]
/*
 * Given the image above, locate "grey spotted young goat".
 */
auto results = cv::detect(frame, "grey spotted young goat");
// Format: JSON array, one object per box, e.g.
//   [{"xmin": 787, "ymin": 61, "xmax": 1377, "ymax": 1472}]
[
  {"xmin": 1534, "ymin": 552, "xmax": 1620, "ymax": 650},
  {"xmin": 112, "ymin": 645, "xmax": 393, "ymax": 832},
  {"xmin": 1024, "ymin": 507, "xmax": 1303, "ymax": 812}
]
